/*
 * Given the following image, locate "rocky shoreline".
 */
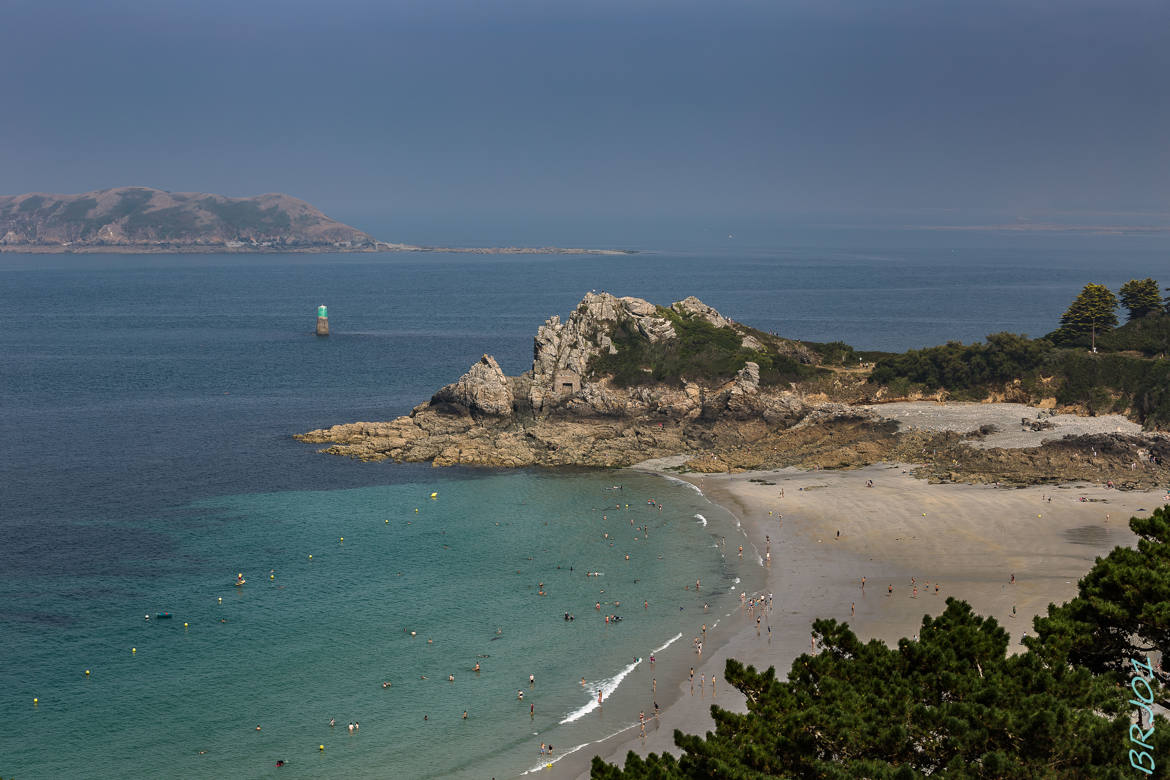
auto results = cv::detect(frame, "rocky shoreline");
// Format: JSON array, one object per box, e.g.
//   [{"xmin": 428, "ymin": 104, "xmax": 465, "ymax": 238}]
[{"xmin": 297, "ymin": 292, "xmax": 1170, "ymax": 489}]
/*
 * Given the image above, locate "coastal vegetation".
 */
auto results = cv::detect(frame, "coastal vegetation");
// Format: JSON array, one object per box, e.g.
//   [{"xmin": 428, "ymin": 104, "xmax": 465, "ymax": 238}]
[
  {"xmin": 592, "ymin": 508, "xmax": 1170, "ymax": 779},
  {"xmin": 867, "ymin": 280, "xmax": 1170, "ymax": 428},
  {"xmin": 588, "ymin": 306, "xmax": 825, "ymax": 387}
]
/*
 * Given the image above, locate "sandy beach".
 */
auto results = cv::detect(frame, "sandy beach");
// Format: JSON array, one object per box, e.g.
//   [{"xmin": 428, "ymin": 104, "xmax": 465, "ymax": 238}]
[{"xmin": 551, "ymin": 463, "xmax": 1169, "ymax": 779}]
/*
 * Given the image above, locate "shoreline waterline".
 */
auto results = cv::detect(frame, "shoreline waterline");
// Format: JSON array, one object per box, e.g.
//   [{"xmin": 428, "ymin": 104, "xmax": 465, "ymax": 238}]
[{"xmin": 552, "ymin": 461, "xmax": 1167, "ymax": 779}]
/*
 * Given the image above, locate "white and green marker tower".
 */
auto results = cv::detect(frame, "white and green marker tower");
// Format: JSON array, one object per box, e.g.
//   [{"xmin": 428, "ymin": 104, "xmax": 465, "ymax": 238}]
[{"xmin": 316, "ymin": 304, "xmax": 329, "ymax": 336}]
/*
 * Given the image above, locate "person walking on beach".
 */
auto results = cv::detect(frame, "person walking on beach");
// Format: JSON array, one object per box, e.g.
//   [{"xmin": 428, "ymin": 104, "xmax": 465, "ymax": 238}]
[
  {"xmin": 851, "ymin": 602, "xmax": 855, "ymax": 616},
  {"xmin": 700, "ymin": 673, "xmax": 705, "ymax": 695}
]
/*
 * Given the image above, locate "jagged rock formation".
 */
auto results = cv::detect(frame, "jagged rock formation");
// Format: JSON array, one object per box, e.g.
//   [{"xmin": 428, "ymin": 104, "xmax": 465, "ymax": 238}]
[
  {"xmin": 0, "ymin": 187, "xmax": 376, "ymax": 252},
  {"xmin": 431, "ymin": 355, "xmax": 514, "ymax": 416}
]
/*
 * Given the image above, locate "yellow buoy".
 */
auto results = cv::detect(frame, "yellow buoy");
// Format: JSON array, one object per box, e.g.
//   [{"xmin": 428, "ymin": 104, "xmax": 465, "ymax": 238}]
[
  {"xmin": 132, "ymin": 648, "xmax": 136, "ymax": 653},
  {"xmin": 385, "ymin": 519, "xmax": 389, "ymax": 524},
  {"xmin": 85, "ymin": 669, "xmax": 90, "ymax": 676},
  {"xmin": 319, "ymin": 744, "xmax": 325, "ymax": 751},
  {"xmin": 270, "ymin": 574, "xmax": 275, "ymax": 580},
  {"xmin": 218, "ymin": 597, "xmax": 222, "ymax": 604},
  {"xmin": 184, "ymin": 623, "xmax": 189, "ymax": 628},
  {"xmin": 308, "ymin": 554, "xmax": 312, "ymax": 559},
  {"xmin": 415, "ymin": 508, "xmax": 419, "ymax": 513},
  {"xmin": 34, "ymin": 697, "xmax": 38, "ymax": 704},
  {"xmin": 430, "ymin": 492, "xmax": 437, "ymax": 499}
]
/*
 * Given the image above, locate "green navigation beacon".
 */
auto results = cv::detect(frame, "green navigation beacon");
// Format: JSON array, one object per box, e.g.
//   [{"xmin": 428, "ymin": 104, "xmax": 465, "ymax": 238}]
[{"xmin": 316, "ymin": 304, "xmax": 329, "ymax": 336}]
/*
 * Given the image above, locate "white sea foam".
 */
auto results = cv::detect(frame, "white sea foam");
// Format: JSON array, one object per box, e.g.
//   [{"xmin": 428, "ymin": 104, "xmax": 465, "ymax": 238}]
[
  {"xmin": 522, "ymin": 724, "xmax": 634, "ymax": 774},
  {"xmin": 559, "ymin": 658, "xmax": 640, "ymax": 724},
  {"xmin": 558, "ymin": 633, "xmax": 681, "ymax": 726},
  {"xmin": 694, "ymin": 513, "xmax": 707, "ymax": 526},
  {"xmin": 652, "ymin": 631, "xmax": 683, "ymax": 655},
  {"xmin": 660, "ymin": 474, "xmax": 703, "ymax": 495}
]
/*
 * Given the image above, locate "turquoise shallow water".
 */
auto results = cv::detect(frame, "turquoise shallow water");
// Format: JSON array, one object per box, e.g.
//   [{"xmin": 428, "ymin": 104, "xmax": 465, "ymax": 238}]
[{"xmin": 4, "ymin": 469, "xmax": 757, "ymax": 779}]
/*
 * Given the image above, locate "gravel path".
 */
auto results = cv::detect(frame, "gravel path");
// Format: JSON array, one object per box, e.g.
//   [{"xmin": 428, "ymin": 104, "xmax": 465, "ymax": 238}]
[{"xmin": 862, "ymin": 401, "xmax": 1142, "ymax": 449}]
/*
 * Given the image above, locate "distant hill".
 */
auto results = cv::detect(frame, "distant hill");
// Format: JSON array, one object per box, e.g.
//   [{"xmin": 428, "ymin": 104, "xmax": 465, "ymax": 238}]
[{"xmin": 0, "ymin": 187, "xmax": 377, "ymax": 252}]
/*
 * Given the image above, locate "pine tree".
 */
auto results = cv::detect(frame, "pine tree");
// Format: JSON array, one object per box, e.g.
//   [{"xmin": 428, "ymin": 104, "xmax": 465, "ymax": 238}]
[
  {"xmin": 1054, "ymin": 283, "xmax": 1119, "ymax": 350},
  {"xmin": 593, "ymin": 507, "xmax": 1170, "ymax": 779},
  {"xmin": 1031, "ymin": 506, "xmax": 1170, "ymax": 704},
  {"xmin": 593, "ymin": 597, "xmax": 1168, "ymax": 778},
  {"xmin": 1120, "ymin": 278, "xmax": 1163, "ymax": 320}
]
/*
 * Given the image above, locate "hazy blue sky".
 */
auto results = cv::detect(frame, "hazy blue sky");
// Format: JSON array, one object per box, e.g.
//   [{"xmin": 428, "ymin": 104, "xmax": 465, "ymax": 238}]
[{"xmin": 2, "ymin": 0, "xmax": 1167, "ymax": 238}]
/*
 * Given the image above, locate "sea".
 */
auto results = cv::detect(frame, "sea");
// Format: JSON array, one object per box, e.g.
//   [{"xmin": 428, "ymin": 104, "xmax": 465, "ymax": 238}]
[{"xmin": 2, "ymin": 229, "xmax": 1167, "ymax": 778}]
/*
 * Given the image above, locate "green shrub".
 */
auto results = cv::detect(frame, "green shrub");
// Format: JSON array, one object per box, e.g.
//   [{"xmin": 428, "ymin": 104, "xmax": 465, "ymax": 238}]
[{"xmin": 588, "ymin": 308, "xmax": 821, "ymax": 387}]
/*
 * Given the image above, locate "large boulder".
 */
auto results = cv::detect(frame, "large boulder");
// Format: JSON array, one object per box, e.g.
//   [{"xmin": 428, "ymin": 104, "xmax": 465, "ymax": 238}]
[
  {"xmin": 432, "ymin": 354, "xmax": 514, "ymax": 416},
  {"xmin": 671, "ymin": 296, "xmax": 735, "ymax": 329}
]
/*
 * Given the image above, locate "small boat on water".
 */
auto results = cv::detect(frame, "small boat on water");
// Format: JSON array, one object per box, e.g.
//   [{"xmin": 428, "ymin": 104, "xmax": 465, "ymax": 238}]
[{"xmin": 156, "ymin": 612, "xmax": 173, "ymax": 619}]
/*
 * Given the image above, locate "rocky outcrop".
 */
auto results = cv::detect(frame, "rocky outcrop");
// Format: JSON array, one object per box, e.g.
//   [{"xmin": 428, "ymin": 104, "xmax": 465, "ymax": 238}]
[
  {"xmin": 297, "ymin": 292, "xmax": 856, "ymax": 468},
  {"xmin": 431, "ymin": 355, "xmax": 513, "ymax": 416},
  {"xmin": 529, "ymin": 292, "xmax": 676, "ymax": 412}
]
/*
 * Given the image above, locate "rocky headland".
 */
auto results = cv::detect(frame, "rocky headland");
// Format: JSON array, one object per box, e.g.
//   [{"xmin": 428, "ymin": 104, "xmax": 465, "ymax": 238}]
[
  {"xmin": 0, "ymin": 187, "xmax": 378, "ymax": 252},
  {"xmin": 0, "ymin": 187, "xmax": 635, "ymax": 255},
  {"xmin": 297, "ymin": 292, "xmax": 1170, "ymax": 488}
]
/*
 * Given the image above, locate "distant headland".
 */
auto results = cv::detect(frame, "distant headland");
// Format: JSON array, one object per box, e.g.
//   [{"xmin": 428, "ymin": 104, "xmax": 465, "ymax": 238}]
[{"xmin": 0, "ymin": 187, "xmax": 635, "ymax": 255}]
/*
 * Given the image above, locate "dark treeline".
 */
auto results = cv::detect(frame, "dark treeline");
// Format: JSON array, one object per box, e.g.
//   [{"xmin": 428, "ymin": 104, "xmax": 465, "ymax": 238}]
[{"xmin": 868, "ymin": 279, "xmax": 1170, "ymax": 429}]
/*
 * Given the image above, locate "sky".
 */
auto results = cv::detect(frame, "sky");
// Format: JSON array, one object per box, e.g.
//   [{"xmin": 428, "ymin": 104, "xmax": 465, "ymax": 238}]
[{"xmin": 1, "ymin": 0, "xmax": 1167, "ymax": 241}]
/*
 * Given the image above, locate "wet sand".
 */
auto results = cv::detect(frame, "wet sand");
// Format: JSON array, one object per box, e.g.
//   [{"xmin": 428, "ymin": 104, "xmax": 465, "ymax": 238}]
[{"xmin": 553, "ymin": 463, "xmax": 1167, "ymax": 779}]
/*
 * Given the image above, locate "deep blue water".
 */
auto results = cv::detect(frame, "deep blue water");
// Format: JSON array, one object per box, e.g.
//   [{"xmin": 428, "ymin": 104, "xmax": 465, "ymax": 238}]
[{"xmin": 2, "ymin": 235, "xmax": 1167, "ymax": 777}]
